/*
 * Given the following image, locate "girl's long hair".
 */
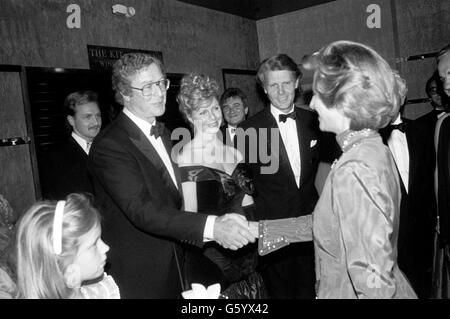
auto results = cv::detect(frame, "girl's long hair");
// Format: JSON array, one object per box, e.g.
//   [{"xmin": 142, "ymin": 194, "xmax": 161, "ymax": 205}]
[{"xmin": 16, "ymin": 193, "xmax": 100, "ymax": 299}]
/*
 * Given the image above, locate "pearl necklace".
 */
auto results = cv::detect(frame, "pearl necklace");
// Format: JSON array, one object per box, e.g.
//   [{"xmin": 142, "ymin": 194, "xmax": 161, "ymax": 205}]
[
  {"xmin": 332, "ymin": 128, "xmax": 377, "ymax": 170},
  {"xmin": 338, "ymin": 128, "xmax": 376, "ymax": 152}
]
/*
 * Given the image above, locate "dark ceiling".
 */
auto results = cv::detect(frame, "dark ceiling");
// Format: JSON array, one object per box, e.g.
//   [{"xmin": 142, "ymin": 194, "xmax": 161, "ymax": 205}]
[{"xmin": 177, "ymin": 0, "xmax": 337, "ymax": 20}]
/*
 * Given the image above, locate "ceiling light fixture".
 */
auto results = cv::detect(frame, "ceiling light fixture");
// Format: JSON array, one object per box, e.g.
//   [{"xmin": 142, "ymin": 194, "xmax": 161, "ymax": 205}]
[{"xmin": 112, "ymin": 4, "xmax": 136, "ymax": 18}]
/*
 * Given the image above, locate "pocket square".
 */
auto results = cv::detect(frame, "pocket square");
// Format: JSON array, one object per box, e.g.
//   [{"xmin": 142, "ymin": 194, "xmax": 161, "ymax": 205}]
[{"xmin": 310, "ymin": 140, "xmax": 317, "ymax": 148}]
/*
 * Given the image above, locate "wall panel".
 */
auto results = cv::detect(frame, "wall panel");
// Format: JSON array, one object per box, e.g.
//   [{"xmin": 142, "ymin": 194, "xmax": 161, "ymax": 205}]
[
  {"xmin": 257, "ymin": 0, "xmax": 449, "ymax": 119},
  {"xmin": 395, "ymin": 0, "xmax": 450, "ymax": 119},
  {"xmin": 257, "ymin": 0, "xmax": 395, "ymax": 65},
  {"xmin": 0, "ymin": 71, "xmax": 36, "ymax": 215},
  {"xmin": 0, "ymin": 0, "xmax": 259, "ymax": 87}
]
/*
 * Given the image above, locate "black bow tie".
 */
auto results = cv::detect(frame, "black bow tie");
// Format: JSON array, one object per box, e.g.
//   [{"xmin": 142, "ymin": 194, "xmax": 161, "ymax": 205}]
[
  {"xmin": 279, "ymin": 112, "xmax": 296, "ymax": 123},
  {"xmin": 150, "ymin": 121, "xmax": 165, "ymax": 138},
  {"xmin": 386, "ymin": 122, "xmax": 407, "ymax": 134}
]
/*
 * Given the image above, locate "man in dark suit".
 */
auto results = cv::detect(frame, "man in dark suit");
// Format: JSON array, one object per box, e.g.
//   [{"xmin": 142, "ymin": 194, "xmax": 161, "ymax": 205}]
[
  {"xmin": 238, "ymin": 54, "xmax": 320, "ymax": 298},
  {"xmin": 88, "ymin": 53, "xmax": 254, "ymax": 299},
  {"xmin": 436, "ymin": 44, "xmax": 450, "ymax": 244},
  {"xmin": 433, "ymin": 44, "xmax": 450, "ymax": 298},
  {"xmin": 219, "ymin": 87, "xmax": 248, "ymax": 146},
  {"xmin": 41, "ymin": 91, "xmax": 101, "ymax": 200},
  {"xmin": 380, "ymin": 110, "xmax": 436, "ymax": 298}
]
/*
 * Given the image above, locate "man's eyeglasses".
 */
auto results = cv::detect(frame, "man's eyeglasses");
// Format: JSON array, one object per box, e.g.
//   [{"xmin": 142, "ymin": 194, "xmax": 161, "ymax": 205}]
[{"xmin": 130, "ymin": 79, "xmax": 170, "ymax": 97}]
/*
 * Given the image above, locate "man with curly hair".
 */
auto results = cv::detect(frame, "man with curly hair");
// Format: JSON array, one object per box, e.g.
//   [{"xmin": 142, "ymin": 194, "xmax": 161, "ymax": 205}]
[{"xmin": 88, "ymin": 53, "xmax": 255, "ymax": 298}]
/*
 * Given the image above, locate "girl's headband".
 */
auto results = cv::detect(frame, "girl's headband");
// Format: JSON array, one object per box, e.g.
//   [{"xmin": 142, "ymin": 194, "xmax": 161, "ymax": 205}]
[{"xmin": 53, "ymin": 200, "xmax": 66, "ymax": 255}]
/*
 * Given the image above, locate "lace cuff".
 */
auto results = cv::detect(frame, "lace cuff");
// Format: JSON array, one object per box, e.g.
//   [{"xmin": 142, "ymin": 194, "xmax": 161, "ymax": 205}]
[{"xmin": 258, "ymin": 215, "xmax": 313, "ymax": 256}]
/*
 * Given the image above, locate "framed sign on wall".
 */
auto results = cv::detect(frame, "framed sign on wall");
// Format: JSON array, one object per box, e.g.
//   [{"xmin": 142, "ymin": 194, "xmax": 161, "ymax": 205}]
[{"xmin": 87, "ymin": 45, "xmax": 163, "ymax": 71}]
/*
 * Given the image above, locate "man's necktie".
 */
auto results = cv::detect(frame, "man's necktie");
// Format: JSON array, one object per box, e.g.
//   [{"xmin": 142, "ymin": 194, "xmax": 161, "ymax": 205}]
[
  {"xmin": 86, "ymin": 142, "xmax": 92, "ymax": 154},
  {"xmin": 230, "ymin": 127, "xmax": 236, "ymax": 134},
  {"xmin": 279, "ymin": 112, "xmax": 296, "ymax": 123},
  {"xmin": 150, "ymin": 121, "xmax": 165, "ymax": 139}
]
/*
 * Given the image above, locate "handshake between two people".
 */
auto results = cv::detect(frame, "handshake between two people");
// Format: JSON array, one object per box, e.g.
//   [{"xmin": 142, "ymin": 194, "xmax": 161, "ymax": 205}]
[{"xmin": 212, "ymin": 213, "xmax": 259, "ymax": 250}]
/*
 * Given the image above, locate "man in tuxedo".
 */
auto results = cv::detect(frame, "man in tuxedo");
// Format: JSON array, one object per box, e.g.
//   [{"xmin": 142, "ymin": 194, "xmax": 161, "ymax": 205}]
[
  {"xmin": 380, "ymin": 109, "xmax": 436, "ymax": 298},
  {"xmin": 238, "ymin": 54, "xmax": 320, "ymax": 298},
  {"xmin": 433, "ymin": 44, "xmax": 450, "ymax": 299},
  {"xmin": 219, "ymin": 87, "xmax": 248, "ymax": 146},
  {"xmin": 438, "ymin": 44, "xmax": 450, "ymax": 99},
  {"xmin": 41, "ymin": 91, "xmax": 101, "ymax": 200},
  {"xmin": 88, "ymin": 53, "xmax": 254, "ymax": 299}
]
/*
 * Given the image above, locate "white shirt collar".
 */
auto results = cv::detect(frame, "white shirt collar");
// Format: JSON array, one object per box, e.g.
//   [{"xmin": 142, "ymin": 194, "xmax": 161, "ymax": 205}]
[
  {"xmin": 392, "ymin": 114, "xmax": 403, "ymax": 125},
  {"xmin": 71, "ymin": 132, "xmax": 91, "ymax": 154},
  {"xmin": 438, "ymin": 111, "xmax": 448, "ymax": 119},
  {"xmin": 123, "ymin": 107, "xmax": 155, "ymax": 136},
  {"xmin": 270, "ymin": 104, "xmax": 295, "ymax": 122}
]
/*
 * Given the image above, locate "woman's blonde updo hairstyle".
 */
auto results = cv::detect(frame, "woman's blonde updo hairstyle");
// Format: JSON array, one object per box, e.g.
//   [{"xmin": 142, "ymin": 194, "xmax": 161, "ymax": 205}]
[
  {"xmin": 305, "ymin": 40, "xmax": 407, "ymax": 130},
  {"xmin": 177, "ymin": 73, "xmax": 220, "ymax": 123}
]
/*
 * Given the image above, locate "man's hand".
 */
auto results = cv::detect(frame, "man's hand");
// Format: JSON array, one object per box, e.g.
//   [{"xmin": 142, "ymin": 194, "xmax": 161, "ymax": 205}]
[
  {"xmin": 223, "ymin": 214, "xmax": 259, "ymax": 239},
  {"xmin": 213, "ymin": 213, "xmax": 255, "ymax": 250},
  {"xmin": 248, "ymin": 221, "xmax": 259, "ymax": 238}
]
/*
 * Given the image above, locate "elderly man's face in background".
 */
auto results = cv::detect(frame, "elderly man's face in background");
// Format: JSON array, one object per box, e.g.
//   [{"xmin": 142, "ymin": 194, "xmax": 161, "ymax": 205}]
[
  {"xmin": 438, "ymin": 51, "xmax": 450, "ymax": 97},
  {"xmin": 428, "ymin": 80, "xmax": 443, "ymax": 109}
]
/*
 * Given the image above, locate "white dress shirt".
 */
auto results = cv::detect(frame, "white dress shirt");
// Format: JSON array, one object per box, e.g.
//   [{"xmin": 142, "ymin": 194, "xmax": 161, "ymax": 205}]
[
  {"xmin": 123, "ymin": 108, "xmax": 216, "ymax": 240},
  {"xmin": 270, "ymin": 105, "xmax": 301, "ymax": 188},
  {"xmin": 387, "ymin": 116, "xmax": 409, "ymax": 193},
  {"xmin": 227, "ymin": 125, "xmax": 237, "ymax": 141},
  {"xmin": 71, "ymin": 132, "xmax": 91, "ymax": 155}
]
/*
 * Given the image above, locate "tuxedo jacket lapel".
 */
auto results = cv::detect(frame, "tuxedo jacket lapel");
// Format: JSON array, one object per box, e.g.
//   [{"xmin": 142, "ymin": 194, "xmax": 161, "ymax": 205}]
[
  {"xmin": 296, "ymin": 110, "xmax": 307, "ymax": 186},
  {"xmin": 404, "ymin": 119, "xmax": 417, "ymax": 192},
  {"xmin": 228, "ymin": 129, "xmax": 236, "ymax": 148},
  {"xmin": 380, "ymin": 122, "xmax": 410, "ymax": 193},
  {"xmin": 264, "ymin": 109, "xmax": 297, "ymax": 187},
  {"xmin": 69, "ymin": 136, "xmax": 88, "ymax": 157},
  {"xmin": 222, "ymin": 126, "xmax": 234, "ymax": 147},
  {"xmin": 120, "ymin": 114, "xmax": 181, "ymax": 204},
  {"xmin": 161, "ymin": 129, "xmax": 182, "ymax": 192},
  {"xmin": 395, "ymin": 120, "xmax": 410, "ymax": 251},
  {"xmin": 295, "ymin": 108, "xmax": 316, "ymax": 187}
]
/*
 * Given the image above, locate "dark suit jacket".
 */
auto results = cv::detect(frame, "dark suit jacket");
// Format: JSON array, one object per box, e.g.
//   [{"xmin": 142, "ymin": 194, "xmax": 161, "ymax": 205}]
[
  {"xmin": 380, "ymin": 113, "xmax": 437, "ymax": 297},
  {"xmin": 239, "ymin": 107, "xmax": 321, "ymax": 221},
  {"xmin": 436, "ymin": 113, "xmax": 450, "ymax": 245},
  {"xmin": 41, "ymin": 137, "xmax": 93, "ymax": 200},
  {"xmin": 88, "ymin": 112, "xmax": 207, "ymax": 299}
]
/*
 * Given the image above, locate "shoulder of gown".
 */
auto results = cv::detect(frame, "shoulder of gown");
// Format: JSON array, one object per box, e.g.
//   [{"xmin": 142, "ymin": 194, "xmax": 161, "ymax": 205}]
[
  {"xmin": 231, "ymin": 163, "xmax": 254, "ymax": 196},
  {"xmin": 179, "ymin": 165, "xmax": 214, "ymax": 183}
]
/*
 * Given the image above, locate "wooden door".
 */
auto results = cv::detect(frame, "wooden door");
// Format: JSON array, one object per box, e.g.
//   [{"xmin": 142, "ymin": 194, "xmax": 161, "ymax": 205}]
[{"xmin": 0, "ymin": 65, "xmax": 38, "ymax": 216}]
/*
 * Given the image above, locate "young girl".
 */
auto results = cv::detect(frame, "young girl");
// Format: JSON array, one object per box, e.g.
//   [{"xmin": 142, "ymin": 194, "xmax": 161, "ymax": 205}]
[{"xmin": 16, "ymin": 193, "xmax": 120, "ymax": 299}]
